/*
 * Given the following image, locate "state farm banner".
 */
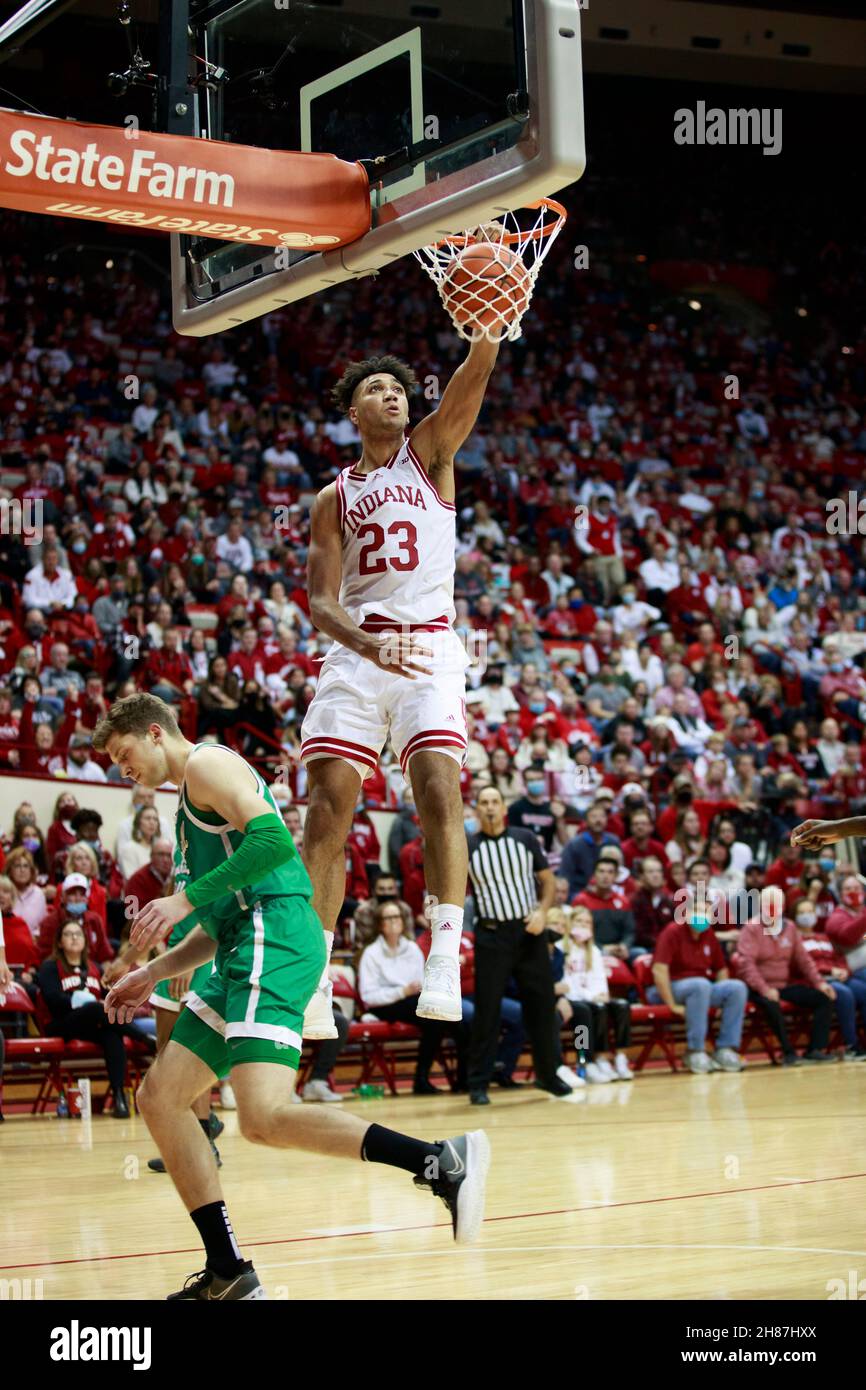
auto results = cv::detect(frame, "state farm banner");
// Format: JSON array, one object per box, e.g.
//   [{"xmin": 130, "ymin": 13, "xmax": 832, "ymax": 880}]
[{"xmin": 0, "ymin": 108, "xmax": 371, "ymax": 249}]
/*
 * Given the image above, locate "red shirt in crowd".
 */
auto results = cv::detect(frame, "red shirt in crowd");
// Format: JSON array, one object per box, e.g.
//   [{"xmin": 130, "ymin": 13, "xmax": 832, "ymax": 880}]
[
  {"xmin": 653, "ymin": 920, "xmax": 727, "ymax": 981},
  {"xmin": 37, "ymin": 907, "xmax": 114, "ymax": 964},
  {"xmin": 620, "ymin": 835, "xmax": 668, "ymax": 870},
  {"xmin": 763, "ymin": 854, "xmax": 805, "ymax": 906},
  {"xmin": 124, "ymin": 863, "xmax": 171, "ymax": 914}
]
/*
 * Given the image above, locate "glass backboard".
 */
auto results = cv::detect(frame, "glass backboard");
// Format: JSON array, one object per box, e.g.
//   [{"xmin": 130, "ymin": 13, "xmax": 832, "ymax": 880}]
[{"xmin": 173, "ymin": 0, "xmax": 585, "ymax": 334}]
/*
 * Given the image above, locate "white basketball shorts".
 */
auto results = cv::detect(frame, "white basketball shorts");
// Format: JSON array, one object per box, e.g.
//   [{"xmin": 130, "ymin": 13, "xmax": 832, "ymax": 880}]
[{"xmin": 300, "ymin": 629, "xmax": 469, "ymax": 782}]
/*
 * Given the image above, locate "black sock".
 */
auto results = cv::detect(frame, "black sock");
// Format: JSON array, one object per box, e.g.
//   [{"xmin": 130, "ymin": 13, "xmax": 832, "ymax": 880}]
[
  {"xmin": 198, "ymin": 1117, "xmax": 214, "ymax": 1143},
  {"xmin": 361, "ymin": 1123, "xmax": 444, "ymax": 1179},
  {"xmin": 190, "ymin": 1201, "xmax": 244, "ymax": 1279}
]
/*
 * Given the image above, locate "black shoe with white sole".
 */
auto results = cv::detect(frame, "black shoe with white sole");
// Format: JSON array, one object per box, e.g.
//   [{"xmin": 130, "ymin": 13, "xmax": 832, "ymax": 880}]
[
  {"xmin": 149, "ymin": 1139, "xmax": 222, "ymax": 1173},
  {"xmin": 413, "ymin": 1130, "xmax": 490, "ymax": 1244},
  {"xmin": 167, "ymin": 1260, "xmax": 265, "ymax": 1300}
]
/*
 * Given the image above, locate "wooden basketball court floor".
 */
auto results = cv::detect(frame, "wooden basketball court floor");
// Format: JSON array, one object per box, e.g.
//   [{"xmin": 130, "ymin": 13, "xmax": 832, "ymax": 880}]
[{"xmin": 3, "ymin": 1062, "xmax": 865, "ymax": 1301}]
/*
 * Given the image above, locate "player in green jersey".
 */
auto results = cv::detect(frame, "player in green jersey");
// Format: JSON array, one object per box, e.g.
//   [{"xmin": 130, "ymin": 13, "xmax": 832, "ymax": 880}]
[{"xmin": 95, "ymin": 692, "xmax": 490, "ymax": 1301}]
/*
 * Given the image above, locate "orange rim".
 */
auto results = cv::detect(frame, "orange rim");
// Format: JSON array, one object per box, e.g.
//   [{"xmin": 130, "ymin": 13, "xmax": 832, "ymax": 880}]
[{"xmin": 429, "ymin": 196, "xmax": 567, "ymax": 251}]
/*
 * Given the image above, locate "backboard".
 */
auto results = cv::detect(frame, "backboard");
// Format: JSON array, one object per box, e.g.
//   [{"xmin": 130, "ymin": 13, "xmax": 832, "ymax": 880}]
[{"xmin": 172, "ymin": 0, "xmax": 585, "ymax": 334}]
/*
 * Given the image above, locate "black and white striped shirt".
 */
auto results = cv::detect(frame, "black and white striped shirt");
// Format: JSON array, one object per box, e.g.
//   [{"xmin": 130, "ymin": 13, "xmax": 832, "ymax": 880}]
[{"xmin": 467, "ymin": 827, "xmax": 548, "ymax": 922}]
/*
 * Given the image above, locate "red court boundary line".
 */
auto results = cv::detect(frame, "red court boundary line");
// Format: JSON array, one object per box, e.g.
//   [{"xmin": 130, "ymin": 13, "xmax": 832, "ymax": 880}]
[{"xmin": 3, "ymin": 1170, "xmax": 866, "ymax": 1273}]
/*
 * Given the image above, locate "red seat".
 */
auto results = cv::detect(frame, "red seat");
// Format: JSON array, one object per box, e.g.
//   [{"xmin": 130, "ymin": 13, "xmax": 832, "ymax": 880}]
[
  {"xmin": 0, "ymin": 981, "xmax": 35, "ymax": 1014},
  {"xmin": 3, "ymin": 1037, "xmax": 65, "ymax": 1113},
  {"xmin": 627, "ymin": 954, "xmax": 680, "ymax": 1072}
]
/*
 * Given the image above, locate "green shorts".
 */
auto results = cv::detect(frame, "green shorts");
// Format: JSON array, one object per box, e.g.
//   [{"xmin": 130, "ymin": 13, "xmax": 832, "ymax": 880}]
[
  {"xmin": 150, "ymin": 959, "xmax": 216, "ymax": 1013},
  {"xmin": 171, "ymin": 895, "xmax": 325, "ymax": 1078}
]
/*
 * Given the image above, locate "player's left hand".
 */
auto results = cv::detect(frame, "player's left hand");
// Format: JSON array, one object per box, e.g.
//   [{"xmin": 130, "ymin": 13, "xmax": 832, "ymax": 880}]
[
  {"xmin": 104, "ymin": 966, "xmax": 154, "ymax": 1025},
  {"xmin": 129, "ymin": 890, "xmax": 192, "ymax": 951},
  {"xmin": 791, "ymin": 819, "xmax": 843, "ymax": 849}
]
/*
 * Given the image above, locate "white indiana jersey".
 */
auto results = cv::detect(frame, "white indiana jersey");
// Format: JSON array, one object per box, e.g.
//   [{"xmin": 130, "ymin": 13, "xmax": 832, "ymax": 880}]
[{"xmin": 335, "ymin": 436, "xmax": 456, "ymax": 632}]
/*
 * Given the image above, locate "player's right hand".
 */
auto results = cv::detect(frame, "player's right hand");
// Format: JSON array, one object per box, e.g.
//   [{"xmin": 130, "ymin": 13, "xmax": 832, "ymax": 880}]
[
  {"xmin": 791, "ymin": 819, "xmax": 844, "ymax": 849},
  {"xmin": 169, "ymin": 971, "xmax": 193, "ymax": 1001},
  {"xmin": 104, "ymin": 966, "xmax": 154, "ymax": 1025},
  {"xmin": 365, "ymin": 632, "xmax": 434, "ymax": 680}
]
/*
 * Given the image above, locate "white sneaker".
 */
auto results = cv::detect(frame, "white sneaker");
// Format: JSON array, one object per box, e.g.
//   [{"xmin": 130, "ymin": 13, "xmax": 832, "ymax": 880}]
[
  {"xmin": 219, "ymin": 1081, "xmax": 236, "ymax": 1111},
  {"xmin": 713, "ymin": 1047, "xmax": 745, "ymax": 1072},
  {"xmin": 417, "ymin": 955, "xmax": 462, "ymax": 1022},
  {"xmin": 687, "ymin": 1051, "xmax": 712, "ymax": 1074},
  {"xmin": 585, "ymin": 1061, "xmax": 611, "ymax": 1084},
  {"xmin": 556, "ymin": 1064, "xmax": 586, "ymax": 1090},
  {"xmin": 613, "ymin": 1052, "xmax": 634, "ymax": 1081},
  {"xmin": 596, "ymin": 1058, "xmax": 618, "ymax": 1082},
  {"xmin": 303, "ymin": 980, "xmax": 338, "ymax": 1040},
  {"xmin": 302, "ymin": 1079, "xmax": 344, "ymax": 1103},
  {"xmin": 290, "ymin": 1090, "xmax": 302, "ymax": 1105}
]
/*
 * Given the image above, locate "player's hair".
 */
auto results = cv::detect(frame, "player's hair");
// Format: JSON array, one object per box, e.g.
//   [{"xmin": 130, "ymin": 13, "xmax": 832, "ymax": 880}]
[
  {"xmin": 92, "ymin": 692, "xmax": 180, "ymax": 751},
  {"xmin": 331, "ymin": 355, "xmax": 419, "ymax": 415}
]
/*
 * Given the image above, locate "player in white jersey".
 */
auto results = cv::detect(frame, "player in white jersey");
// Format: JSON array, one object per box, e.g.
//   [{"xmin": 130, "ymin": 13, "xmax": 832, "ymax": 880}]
[{"xmin": 300, "ymin": 341, "xmax": 499, "ymax": 1038}]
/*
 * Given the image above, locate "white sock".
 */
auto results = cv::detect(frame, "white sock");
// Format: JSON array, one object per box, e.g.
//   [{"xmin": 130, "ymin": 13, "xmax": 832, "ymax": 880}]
[
  {"xmin": 429, "ymin": 903, "xmax": 464, "ymax": 962},
  {"xmin": 316, "ymin": 930, "xmax": 334, "ymax": 991}
]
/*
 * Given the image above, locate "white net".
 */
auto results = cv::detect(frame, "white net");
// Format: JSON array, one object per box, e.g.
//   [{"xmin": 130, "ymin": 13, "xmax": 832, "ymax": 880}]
[{"xmin": 412, "ymin": 198, "xmax": 566, "ymax": 343}]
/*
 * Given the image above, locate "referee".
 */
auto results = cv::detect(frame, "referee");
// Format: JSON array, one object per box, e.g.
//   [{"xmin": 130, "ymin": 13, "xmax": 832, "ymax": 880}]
[{"xmin": 466, "ymin": 786, "xmax": 571, "ymax": 1104}]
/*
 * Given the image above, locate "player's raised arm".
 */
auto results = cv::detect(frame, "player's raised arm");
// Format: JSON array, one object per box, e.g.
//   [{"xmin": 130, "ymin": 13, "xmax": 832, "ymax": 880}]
[
  {"xmin": 409, "ymin": 336, "xmax": 499, "ymax": 487},
  {"xmin": 307, "ymin": 483, "xmax": 433, "ymax": 680},
  {"xmin": 791, "ymin": 817, "xmax": 866, "ymax": 849}
]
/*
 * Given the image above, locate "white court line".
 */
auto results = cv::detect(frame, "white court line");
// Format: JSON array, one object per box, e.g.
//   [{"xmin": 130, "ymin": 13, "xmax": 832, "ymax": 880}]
[{"xmin": 255, "ymin": 1241, "xmax": 866, "ymax": 1273}]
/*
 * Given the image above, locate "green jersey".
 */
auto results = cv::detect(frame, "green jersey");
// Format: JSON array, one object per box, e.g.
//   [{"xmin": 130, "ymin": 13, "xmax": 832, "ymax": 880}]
[{"xmin": 175, "ymin": 744, "xmax": 311, "ymax": 944}]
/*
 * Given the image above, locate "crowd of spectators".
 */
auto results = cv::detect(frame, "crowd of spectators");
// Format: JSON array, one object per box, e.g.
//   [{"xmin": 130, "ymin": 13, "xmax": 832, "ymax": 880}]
[{"xmin": 1, "ymin": 137, "xmax": 865, "ymax": 1094}]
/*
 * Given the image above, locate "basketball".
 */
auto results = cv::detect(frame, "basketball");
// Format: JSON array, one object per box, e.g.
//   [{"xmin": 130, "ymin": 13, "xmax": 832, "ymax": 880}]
[{"xmin": 441, "ymin": 242, "xmax": 532, "ymax": 333}]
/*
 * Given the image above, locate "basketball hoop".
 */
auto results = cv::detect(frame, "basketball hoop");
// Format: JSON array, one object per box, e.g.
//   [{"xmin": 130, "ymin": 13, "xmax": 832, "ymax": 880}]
[{"xmin": 412, "ymin": 197, "xmax": 567, "ymax": 343}]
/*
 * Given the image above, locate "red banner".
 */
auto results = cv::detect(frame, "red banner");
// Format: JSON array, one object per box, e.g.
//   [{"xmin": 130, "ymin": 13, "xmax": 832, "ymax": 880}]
[{"xmin": 0, "ymin": 108, "xmax": 370, "ymax": 249}]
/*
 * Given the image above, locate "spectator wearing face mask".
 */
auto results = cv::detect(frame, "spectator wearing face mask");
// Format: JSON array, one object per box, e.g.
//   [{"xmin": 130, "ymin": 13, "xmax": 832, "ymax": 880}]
[
  {"xmin": 825, "ymin": 875, "xmax": 866, "ymax": 986},
  {"xmin": 552, "ymin": 906, "xmax": 634, "ymax": 1084},
  {"xmin": 793, "ymin": 899, "xmax": 866, "ymax": 1059},
  {"xmin": 8, "ymin": 815, "xmax": 49, "ymax": 881},
  {"xmin": 734, "ymin": 887, "xmax": 837, "ymax": 1065},
  {"xmin": 650, "ymin": 906, "xmax": 746, "ymax": 1073},
  {"xmin": 786, "ymin": 864, "xmax": 837, "ymax": 929},
  {"xmin": 507, "ymin": 772, "xmax": 575, "ymax": 856},
  {"xmin": 36, "ymin": 872, "xmax": 114, "ymax": 963}
]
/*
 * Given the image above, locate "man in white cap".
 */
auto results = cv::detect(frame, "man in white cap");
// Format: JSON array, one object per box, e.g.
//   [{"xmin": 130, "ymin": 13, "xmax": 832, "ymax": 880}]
[{"xmin": 36, "ymin": 872, "xmax": 114, "ymax": 962}]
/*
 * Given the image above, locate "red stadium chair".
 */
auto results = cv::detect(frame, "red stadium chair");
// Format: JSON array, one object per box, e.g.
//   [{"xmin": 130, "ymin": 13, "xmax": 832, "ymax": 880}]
[{"xmin": 628, "ymin": 954, "xmax": 681, "ymax": 1074}]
